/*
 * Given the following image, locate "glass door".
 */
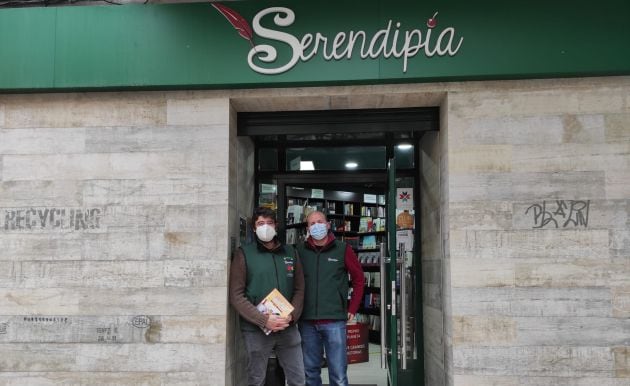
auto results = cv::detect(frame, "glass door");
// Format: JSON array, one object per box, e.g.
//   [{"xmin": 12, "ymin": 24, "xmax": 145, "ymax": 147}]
[{"xmin": 382, "ymin": 157, "xmax": 420, "ymax": 385}]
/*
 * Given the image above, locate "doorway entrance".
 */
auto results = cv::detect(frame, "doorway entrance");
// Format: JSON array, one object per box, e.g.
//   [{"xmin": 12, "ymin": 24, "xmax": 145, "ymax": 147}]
[{"xmin": 238, "ymin": 107, "xmax": 439, "ymax": 386}]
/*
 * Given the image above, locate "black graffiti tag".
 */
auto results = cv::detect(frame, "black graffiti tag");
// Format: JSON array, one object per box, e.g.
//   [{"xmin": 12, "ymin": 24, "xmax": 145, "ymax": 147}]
[{"xmin": 526, "ymin": 200, "xmax": 590, "ymax": 229}]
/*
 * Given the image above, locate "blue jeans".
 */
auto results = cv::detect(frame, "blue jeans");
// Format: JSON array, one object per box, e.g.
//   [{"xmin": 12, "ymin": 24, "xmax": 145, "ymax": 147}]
[{"xmin": 299, "ymin": 320, "xmax": 348, "ymax": 386}]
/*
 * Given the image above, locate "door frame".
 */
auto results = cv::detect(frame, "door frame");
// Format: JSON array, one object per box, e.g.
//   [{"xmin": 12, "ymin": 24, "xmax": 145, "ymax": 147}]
[{"xmin": 240, "ymin": 107, "xmax": 436, "ymax": 386}]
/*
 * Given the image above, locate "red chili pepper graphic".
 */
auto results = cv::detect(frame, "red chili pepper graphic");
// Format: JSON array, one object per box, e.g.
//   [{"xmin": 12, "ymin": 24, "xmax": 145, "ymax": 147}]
[{"xmin": 212, "ymin": 3, "xmax": 255, "ymax": 47}]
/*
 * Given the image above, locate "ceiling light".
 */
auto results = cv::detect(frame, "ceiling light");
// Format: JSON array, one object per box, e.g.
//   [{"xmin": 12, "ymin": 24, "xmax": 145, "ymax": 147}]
[
  {"xmin": 345, "ymin": 162, "xmax": 358, "ymax": 169},
  {"xmin": 397, "ymin": 143, "xmax": 413, "ymax": 150},
  {"xmin": 300, "ymin": 161, "xmax": 315, "ymax": 170}
]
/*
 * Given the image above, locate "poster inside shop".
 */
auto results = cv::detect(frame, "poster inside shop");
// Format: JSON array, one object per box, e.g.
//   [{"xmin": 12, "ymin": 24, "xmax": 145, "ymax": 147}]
[
  {"xmin": 396, "ymin": 188, "xmax": 413, "ymax": 211},
  {"xmin": 346, "ymin": 323, "xmax": 369, "ymax": 364}
]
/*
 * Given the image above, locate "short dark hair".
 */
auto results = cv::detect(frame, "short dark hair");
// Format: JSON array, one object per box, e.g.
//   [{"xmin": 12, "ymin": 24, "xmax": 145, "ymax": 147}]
[{"xmin": 252, "ymin": 207, "xmax": 276, "ymax": 224}]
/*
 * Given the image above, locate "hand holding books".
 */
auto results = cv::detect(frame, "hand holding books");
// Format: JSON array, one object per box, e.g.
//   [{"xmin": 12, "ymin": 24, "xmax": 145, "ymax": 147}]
[
  {"xmin": 257, "ymin": 288, "xmax": 295, "ymax": 335},
  {"xmin": 264, "ymin": 314, "xmax": 291, "ymax": 333}
]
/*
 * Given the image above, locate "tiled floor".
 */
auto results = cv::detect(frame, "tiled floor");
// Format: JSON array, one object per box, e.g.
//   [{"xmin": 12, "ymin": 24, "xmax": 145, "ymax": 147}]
[{"xmin": 322, "ymin": 344, "xmax": 388, "ymax": 386}]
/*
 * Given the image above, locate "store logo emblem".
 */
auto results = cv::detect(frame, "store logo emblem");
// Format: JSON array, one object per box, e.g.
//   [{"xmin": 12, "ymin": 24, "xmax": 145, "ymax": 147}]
[
  {"xmin": 213, "ymin": 4, "xmax": 463, "ymax": 75},
  {"xmin": 399, "ymin": 191, "xmax": 411, "ymax": 202}
]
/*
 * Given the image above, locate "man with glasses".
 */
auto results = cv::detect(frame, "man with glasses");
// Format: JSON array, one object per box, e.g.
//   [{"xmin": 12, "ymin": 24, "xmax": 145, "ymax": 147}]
[{"xmin": 229, "ymin": 207, "xmax": 306, "ymax": 386}]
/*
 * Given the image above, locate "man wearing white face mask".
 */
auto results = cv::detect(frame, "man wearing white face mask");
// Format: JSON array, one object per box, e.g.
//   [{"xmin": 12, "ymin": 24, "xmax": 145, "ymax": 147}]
[
  {"xmin": 296, "ymin": 211, "xmax": 364, "ymax": 386},
  {"xmin": 229, "ymin": 207, "xmax": 306, "ymax": 386}
]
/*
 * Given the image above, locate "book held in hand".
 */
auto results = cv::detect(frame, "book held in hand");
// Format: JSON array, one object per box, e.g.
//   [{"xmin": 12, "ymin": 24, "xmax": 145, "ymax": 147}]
[{"xmin": 256, "ymin": 288, "xmax": 294, "ymax": 335}]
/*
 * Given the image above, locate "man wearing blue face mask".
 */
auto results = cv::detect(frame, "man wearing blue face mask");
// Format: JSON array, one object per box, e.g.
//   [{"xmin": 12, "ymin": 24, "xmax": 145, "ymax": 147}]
[
  {"xmin": 296, "ymin": 210, "xmax": 364, "ymax": 386},
  {"xmin": 229, "ymin": 207, "xmax": 306, "ymax": 386}
]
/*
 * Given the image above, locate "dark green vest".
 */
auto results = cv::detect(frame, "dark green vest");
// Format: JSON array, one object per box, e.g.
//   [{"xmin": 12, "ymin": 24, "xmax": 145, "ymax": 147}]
[
  {"xmin": 241, "ymin": 242, "xmax": 296, "ymax": 315},
  {"xmin": 297, "ymin": 240, "xmax": 348, "ymax": 320}
]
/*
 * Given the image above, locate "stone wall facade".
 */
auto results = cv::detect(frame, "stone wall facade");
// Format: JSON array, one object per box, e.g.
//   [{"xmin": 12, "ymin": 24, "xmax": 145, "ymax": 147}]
[
  {"xmin": 0, "ymin": 93, "xmax": 232, "ymax": 385},
  {"xmin": 0, "ymin": 76, "xmax": 628, "ymax": 385},
  {"xmin": 447, "ymin": 81, "xmax": 630, "ymax": 385}
]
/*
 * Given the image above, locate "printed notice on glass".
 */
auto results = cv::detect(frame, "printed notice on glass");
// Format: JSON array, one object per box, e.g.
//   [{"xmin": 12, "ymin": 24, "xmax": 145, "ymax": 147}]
[
  {"xmin": 311, "ymin": 189, "xmax": 324, "ymax": 199},
  {"xmin": 261, "ymin": 184, "xmax": 277, "ymax": 194},
  {"xmin": 363, "ymin": 194, "xmax": 377, "ymax": 204}
]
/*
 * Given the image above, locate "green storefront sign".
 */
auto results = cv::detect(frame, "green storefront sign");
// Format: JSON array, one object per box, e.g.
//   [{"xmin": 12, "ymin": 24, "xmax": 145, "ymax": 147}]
[{"xmin": 0, "ymin": 0, "xmax": 628, "ymax": 91}]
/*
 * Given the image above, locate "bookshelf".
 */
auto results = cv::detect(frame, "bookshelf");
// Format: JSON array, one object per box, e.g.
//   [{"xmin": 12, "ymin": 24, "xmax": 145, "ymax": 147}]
[{"xmin": 284, "ymin": 186, "xmax": 386, "ymax": 244}]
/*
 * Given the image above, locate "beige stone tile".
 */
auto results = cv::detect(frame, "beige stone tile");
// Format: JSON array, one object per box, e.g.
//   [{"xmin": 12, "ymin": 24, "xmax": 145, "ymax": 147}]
[
  {"xmin": 612, "ymin": 287, "xmax": 630, "ymax": 318},
  {"xmin": 2, "ymin": 151, "xmax": 222, "ymax": 181},
  {"xmin": 452, "ymin": 287, "xmax": 612, "ymax": 317},
  {"xmin": 3, "ymin": 93, "xmax": 167, "ymax": 128},
  {"xmin": 454, "ymin": 375, "xmax": 518, "ymax": 386},
  {"xmin": 82, "ymin": 179, "xmax": 228, "ymax": 207},
  {"xmin": 454, "ymin": 375, "xmax": 630, "ymax": 386},
  {"xmin": 561, "ymin": 114, "xmax": 606, "ymax": 144},
  {"xmin": 450, "ymin": 145, "xmax": 512, "ymax": 173},
  {"xmin": 516, "ymin": 316, "xmax": 630, "ymax": 346},
  {"xmin": 449, "ymin": 90, "xmax": 580, "ymax": 119},
  {"xmin": 0, "ymin": 128, "xmax": 85, "ymax": 155},
  {"xmin": 605, "ymin": 113, "xmax": 630, "ymax": 142},
  {"xmin": 0, "ymin": 233, "xmax": 84, "ymax": 261},
  {"xmin": 449, "ymin": 229, "xmax": 609, "ymax": 260},
  {"xmin": 0, "ymin": 103, "xmax": 5, "ymax": 128},
  {"xmin": 453, "ymin": 315, "xmax": 517, "ymax": 345},
  {"xmin": 448, "ymin": 201, "xmax": 513, "ymax": 230},
  {"xmin": 0, "ymin": 343, "xmax": 223, "ymax": 372},
  {"xmin": 166, "ymin": 98, "xmax": 230, "ymax": 126},
  {"xmin": 512, "ymin": 143, "xmax": 630, "ymax": 173},
  {"xmin": 577, "ymin": 89, "xmax": 626, "ymax": 113},
  {"xmin": 454, "ymin": 346, "xmax": 613, "ymax": 377},
  {"xmin": 605, "ymin": 170, "xmax": 630, "ymax": 199},
  {"xmin": 0, "ymin": 180, "xmax": 83, "ymax": 207},
  {"xmin": 613, "ymin": 346, "xmax": 630, "ymax": 378},
  {"xmin": 515, "ymin": 258, "xmax": 628, "ymax": 287},
  {"xmin": 451, "ymin": 258, "xmax": 515, "ymax": 287}
]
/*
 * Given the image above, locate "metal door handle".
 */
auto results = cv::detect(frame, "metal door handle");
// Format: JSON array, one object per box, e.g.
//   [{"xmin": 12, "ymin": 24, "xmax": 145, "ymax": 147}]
[
  {"xmin": 399, "ymin": 242, "xmax": 408, "ymax": 370},
  {"xmin": 379, "ymin": 242, "xmax": 387, "ymax": 370}
]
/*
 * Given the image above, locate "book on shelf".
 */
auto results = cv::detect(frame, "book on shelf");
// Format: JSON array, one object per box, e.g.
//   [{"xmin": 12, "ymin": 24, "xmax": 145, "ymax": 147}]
[
  {"xmin": 286, "ymin": 205, "xmax": 304, "ymax": 224},
  {"xmin": 259, "ymin": 193, "xmax": 277, "ymax": 210},
  {"xmin": 360, "ymin": 235, "xmax": 376, "ymax": 250},
  {"xmin": 363, "ymin": 271, "xmax": 381, "ymax": 287},
  {"xmin": 358, "ymin": 217, "xmax": 369, "ymax": 233},
  {"xmin": 370, "ymin": 315, "xmax": 381, "ymax": 331},
  {"xmin": 344, "ymin": 236, "xmax": 359, "ymax": 250},
  {"xmin": 358, "ymin": 251, "xmax": 380, "ymax": 264},
  {"xmin": 286, "ymin": 228, "xmax": 300, "ymax": 244},
  {"xmin": 363, "ymin": 293, "xmax": 380, "ymax": 308},
  {"xmin": 354, "ymin": 314, "xmax": 380, "ymax": 332},
  {"xmin": 256, "ymin": 288, "xmax": 294, "ymax": 335},
  {"xmin": 331, "ymin": 219, "xmax": 344, "ymax": 232}
]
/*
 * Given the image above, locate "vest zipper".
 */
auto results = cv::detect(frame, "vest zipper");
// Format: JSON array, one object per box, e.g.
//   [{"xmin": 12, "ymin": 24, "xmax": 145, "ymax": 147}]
[
  {"xmin": 315, "ymin": 250, "xmax": 321, "ymax": 316},
  {"xmin": 272, "ymin": 254, "xmax": 280, "ymax": 290}
]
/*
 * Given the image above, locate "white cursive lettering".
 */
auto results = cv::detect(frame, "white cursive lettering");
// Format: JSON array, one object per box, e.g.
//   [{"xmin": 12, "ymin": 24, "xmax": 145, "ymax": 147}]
[{"xmin": 248, "ymin": 7, "xmax": 464, "ymax": 75}]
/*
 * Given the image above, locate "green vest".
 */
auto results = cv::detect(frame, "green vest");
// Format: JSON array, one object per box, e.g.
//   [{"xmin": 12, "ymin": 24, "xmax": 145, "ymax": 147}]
[
  {"xmin": 297, "ymin": 240, "xmax": 348, "ymax": 320},
  {"xmin": 240, "ymin": 242, "xmax": 296, "ymax": 317}
]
